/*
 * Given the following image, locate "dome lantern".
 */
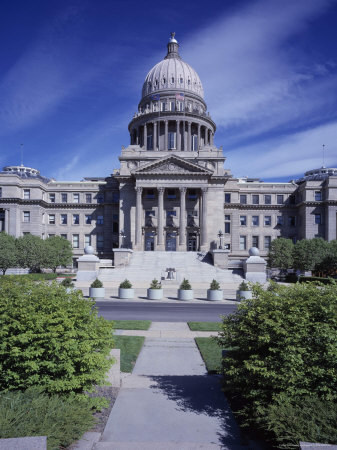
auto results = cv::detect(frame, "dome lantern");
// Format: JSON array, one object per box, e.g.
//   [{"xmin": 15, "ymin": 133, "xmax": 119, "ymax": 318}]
[{"xmin": 165, "ymin": 32, "xmax": 181, "ymax": 60}]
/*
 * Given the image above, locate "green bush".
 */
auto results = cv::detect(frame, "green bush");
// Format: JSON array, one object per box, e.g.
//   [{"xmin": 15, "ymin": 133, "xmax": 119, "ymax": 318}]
[
  {"xmin": 119, "ymin": 279, "xmax": 132, "ymax": 289},
  {"xmin": 0, "ymin": 278, "xmax": 114, "ymax": 394},
  {"xmin": 218, "ymin": 282, "xmax": 337, "ymax": 446},
  {"xmin": 0, "ymin": 273, "xmax": 59, "ymax": 282},
  {"xmin": 179, "ymin": 278, "xmax": 192, "ymax": 290},
  {"xmin": 299, "ymin": 276, "xmax": 334, "ymax": 285},
  {"xmin": 0, "ymin": 387, "xmax": 94, "ymax": 450},
  {"xmin": 90, "ymin": 278, "xmax": 103, "ymax": 288},
  {"xmin": 60, "ymin": 277, "xmax": 75, "ymax": 287},
  {"xmin": 209, "ymin": 279, "xmax": 220, "ymax": 290},
  {"xmin": 238, "ymin": 281, "xmax": 250, "ymax": 291},
  {"xmin": 149, "ymin": 278, "xmax": 162, "ymax": 289}
]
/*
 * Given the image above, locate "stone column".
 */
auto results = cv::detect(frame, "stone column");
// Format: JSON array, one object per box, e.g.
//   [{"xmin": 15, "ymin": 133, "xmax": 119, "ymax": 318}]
[
  {"xmin": 135, "ymin": 187, "xmax": 143, "ymax": 248},
  {"xmin": 136, "ymin": 127, "xmax": 139, "ymax": 145},
  {"xmin": 205, "ymin": 128, "xmax": 208, "ymax": 145},
  {"xmin": 153, "ymin": 121, "xmax": 157, "ymax": 151},
  {"xmin": 211, "ymin": 131, "xmax": 214, "ymax": 145},
  {"xmin": 183, "ymin": 121, "xmax": 187, "ymax": 151},
  {"xmin": 157, "ymin": 187, "xmax": 164, "ymax": 250},
  {"xmin": 165, "ymin": 120, "xmax": 168, "ymax": 150},
  {"xmin": 176, "ymin": 120, "xmax": 181, "ymax": 151},
  {"xmin": 187, "ymin": 122, "xmax": 191, "ymax": 151},
  {"xmin": 179, "ymin": 187, "xmax": 187, "ymax": 248},
  {"xmin": 201, "ymin": 187, "xmax": 208, "ymax": 248},
  {"xmin": 144, "ymin": 123, "xmax": 147, "ymax": 150},
  {"xmin": 4, "ymin": 209, "xmax": 9, "ymax": 233},
  {"xmin": 197, "ymin": 123, "xmax": 201, "ymax": 150}
]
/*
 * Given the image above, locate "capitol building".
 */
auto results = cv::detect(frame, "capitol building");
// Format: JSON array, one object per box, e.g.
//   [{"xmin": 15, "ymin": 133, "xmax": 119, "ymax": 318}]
[{"xmin": 0, "ymin": 34, "xmax": 336, "ymax": 265}]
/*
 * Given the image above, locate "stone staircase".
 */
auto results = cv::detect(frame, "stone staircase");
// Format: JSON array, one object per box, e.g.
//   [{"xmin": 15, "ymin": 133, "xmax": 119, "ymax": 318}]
[{"xmin": 98, "ymin": 251, "xmax": 243, "ymax": 288}]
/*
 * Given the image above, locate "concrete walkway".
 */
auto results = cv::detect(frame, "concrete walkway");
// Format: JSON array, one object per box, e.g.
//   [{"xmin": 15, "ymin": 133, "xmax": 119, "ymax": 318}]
[{"xmin": 96, "ymin": 322, "xmax": 250, "ymax": 450}]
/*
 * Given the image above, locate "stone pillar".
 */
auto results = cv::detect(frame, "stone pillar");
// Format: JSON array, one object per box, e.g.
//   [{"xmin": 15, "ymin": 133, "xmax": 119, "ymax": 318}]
[
  {"xmin": 183, "ymin": 121, "xmax": 187, "ymax": 151},
  {"xmin": 157, "ymin": 187, "xmax": 164, "ymax": 250},
  {"xmin": 205, "ymin": 128, "xmax": 209, "ymax": 145},
  {"xmin": 4, "ymin": 209, "xmax": 9, "ymax": 233},
  {"xmin": 179, "ymin": 187, "xmax": 187, "ymax": 248},
  {"xmin": 165, "ymin": 120, "xmax": 168, "ymax": 150},
  {"xmin": 135, "ymin": 187, "xmax": 143, "ymax": 248},
  {"xmin": 136, "ymin": 127, "xmax": 139, "ymax": 145},
  {"xmin": 201, "ymin": 187, "xmax": 208, "ymax": 248},
  {"xmin": 177, "ymin": 120, "xmax": 181, "ymax": 151},
  {"xmin": 153, "ymin": 121, "xmax": 157, "ymax": 151},
  {"xmin": 243, "ymin": 248, "xmax": 267, "ymax": 283},
  {"xmin": 144, "ymin": 123, "xmax": 147, "ymax": 150},
  {"xmin": 187, "ymin": 122, "xmax": 191, "ymax": 151},
  {"xmin": 211, "ymin": 131, "xmax": 214, "ymax": 145},
  {"xmin": 197, "ymin": 123, "xmax": 201, "ymax": 150}
]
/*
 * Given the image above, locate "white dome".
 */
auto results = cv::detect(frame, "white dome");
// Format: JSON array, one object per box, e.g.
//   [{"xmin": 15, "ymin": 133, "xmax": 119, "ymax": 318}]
[{"xmin": 142, "ymin": 53, "xmax": 204, "ymax": 100}]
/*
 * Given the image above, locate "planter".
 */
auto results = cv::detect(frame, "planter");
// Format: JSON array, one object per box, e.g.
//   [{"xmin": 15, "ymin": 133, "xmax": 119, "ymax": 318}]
[
  {"xmin": 118, "ymin": 288, "xmax": 134, "ymax": 299},
  {"xmin": 89, "ymin": 287, "xmax": 105, "ymax": 299},
  {"xmin": 178, "ymin": 289, "xmax": 194, "ymax": 301},
  {"xmin": 147, "ymin": 288, "xmax": 163, "ymax": 300},
  {"xmin": 236, "ymin": 290, "xmax": 253, "ymax": 301},
  {"xmin": 207, "ymin": 289, "xmax": 223, "ymax": 301}
]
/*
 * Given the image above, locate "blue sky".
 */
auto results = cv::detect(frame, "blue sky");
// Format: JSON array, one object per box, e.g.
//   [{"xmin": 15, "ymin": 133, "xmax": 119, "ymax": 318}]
[{"xmin": 1, "ymin": 0, "xmax": 337, "ymax": 182}]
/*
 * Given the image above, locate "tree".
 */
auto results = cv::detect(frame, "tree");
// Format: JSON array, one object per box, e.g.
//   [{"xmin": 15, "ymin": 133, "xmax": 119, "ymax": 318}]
[
  {"xmin": 293, "ymin": 238, "xmax": 329, "ymax": 272},
  {"xmin": 315, "ymin": 239, "xmax": 337, "ymax": 277},
  {"xmin": 45, "ymin": 236, "xmax": 73, "ymax": 272},
  {"xmin": 267, "ymin": 237, "xmax": 294, "ymax": 270},
  {"xmin": 15, "ymin": 234, "xmax": 46, "ymax": 272},
  {"xmin": 0, "ymin": 232, "xmax": 17, "ymax": 274}
]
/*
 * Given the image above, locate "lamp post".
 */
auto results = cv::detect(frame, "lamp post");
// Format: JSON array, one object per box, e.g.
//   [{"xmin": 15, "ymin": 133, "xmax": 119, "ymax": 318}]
[{"xmin": 218, "ymin": 229, "xmax": 223, "ymax": 249}]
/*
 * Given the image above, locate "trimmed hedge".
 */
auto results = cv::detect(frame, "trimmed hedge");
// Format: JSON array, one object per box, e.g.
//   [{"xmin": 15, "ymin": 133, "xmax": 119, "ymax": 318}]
[
  {"xmin": 0, "ymin": 278, "xmax": 114, "ymax": 394},
  {"xmin": 299, "ymin": 276, "xmax": 335, "ymax": 285}
]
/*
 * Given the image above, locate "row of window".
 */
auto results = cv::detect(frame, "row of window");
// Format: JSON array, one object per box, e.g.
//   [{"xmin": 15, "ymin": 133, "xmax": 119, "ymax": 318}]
[
  {"xmin": 239, "ymin": 214, "xmax": 294, "ymax": 227},
  {"xmin": 23, "ymin": 212, "xmax": 110, "ymax": 225},
  {"xmin": 239, "ymin": 235, "xmax": 272, "ymax": 251},
  {"xmin": 21, "ymin": 189, "xmax": 115, "ymax": 203},
  {"xmin": 144, "ymin": 189, "xmax": 198, "ymax": 200},
  {"xmin": 225, "ymin": 193, "xmax": 290, "ymax": 205}
]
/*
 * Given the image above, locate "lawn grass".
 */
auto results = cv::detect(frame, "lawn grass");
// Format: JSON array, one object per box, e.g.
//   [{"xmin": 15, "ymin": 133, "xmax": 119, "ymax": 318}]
[
  {"xmin": 188, "ymin": 321, "xmax": 221, "ymax": 332},
  {"xmin": 113, "ymin": 336, "xmax": 145, "ymax": 372},
  {"xmin": 1, "ymin": 273, "xmax": 59, "ymax": 281},
  {"xmin": 195, "ymin": 337, "xmax": 223, "ymax": 373},
  {"xmin": 113, "ymin": 320, "xmax": 151, "ymax": 330}
]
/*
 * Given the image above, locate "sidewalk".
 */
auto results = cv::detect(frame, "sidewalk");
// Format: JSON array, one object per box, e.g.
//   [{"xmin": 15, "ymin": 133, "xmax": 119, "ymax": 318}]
[{"xmin": 95, "ymin": 322, "xmax": 250, "ymax": 450}]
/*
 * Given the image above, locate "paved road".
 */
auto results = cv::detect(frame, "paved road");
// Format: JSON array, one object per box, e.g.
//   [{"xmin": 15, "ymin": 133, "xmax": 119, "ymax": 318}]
[{"xmin": 95, "ymin": 301, "xmax": 237, "ymax": 322}]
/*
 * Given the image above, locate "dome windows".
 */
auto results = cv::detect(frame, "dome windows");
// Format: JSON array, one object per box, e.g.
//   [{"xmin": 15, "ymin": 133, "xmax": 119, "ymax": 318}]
[
  {"xmin": 180, "ymin": 77, "xmax": 183, "ymax": 84},
  {"xmin": 162, "ymin": 76, "xmax": 166, "ymax": 85},
  {"xmin": 171, "ymin": 76, "xmax": 175, "ymax": 84}
]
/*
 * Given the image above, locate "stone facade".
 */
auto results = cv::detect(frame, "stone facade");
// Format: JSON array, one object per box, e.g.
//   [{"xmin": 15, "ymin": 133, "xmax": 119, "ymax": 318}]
[{"xmin": 0, "ymin": 35, "xmax": 336, "ymax": 265}]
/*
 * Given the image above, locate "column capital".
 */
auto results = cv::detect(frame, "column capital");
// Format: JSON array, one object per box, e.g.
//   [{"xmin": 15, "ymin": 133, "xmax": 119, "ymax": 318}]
[
  {"xmin": 135, "ymin": 186, "xmax": 143, "ymax": 194},
  {"xmin": 158, "ymin": 187, "xmax": 165, "ymax": 194},
  {"xmin": 179, "ymin": 187, "xmax": 187, "ymax": 194},
  {"xmin": 201, "ymin": 187, "xmax": 208, "ymax": 194}
]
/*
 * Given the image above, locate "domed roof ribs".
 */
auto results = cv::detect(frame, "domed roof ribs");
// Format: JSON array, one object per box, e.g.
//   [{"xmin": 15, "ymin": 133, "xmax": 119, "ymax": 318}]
[{"xmin": 165, "ymin": 32, "xmax": 181, "ymax": 60}]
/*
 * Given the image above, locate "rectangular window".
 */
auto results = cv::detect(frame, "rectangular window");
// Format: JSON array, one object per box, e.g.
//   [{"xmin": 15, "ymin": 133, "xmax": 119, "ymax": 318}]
[
  {"xmin": 264, "ymin": 236, "xmax": 271, "ymax": 249},
  {"xmin": 97, "ymin": 193, "xmax": 104, "ymax": 203},
  {"xmin": 85, "ymin": 234, "xmax": 91, "ymax": 246},
  {"xmin": 225, "ymin": 193, "xmax": 231, "ymax": 203},
  {"xmin": 168, "ymin": 132, "xmax": 176, "ymax": 150},
  {"xmin": 192, "ymin": 135, "xmax": 198, "ymax": 151},
  {"xmin": 225, "ymin": 214, "xmax": 231, "ymax": 221},
  {"xmin": 60, "ymin": 214, "xmax": 67, "ymax": 225},
  {"xmin": 240, "ymin": 215, "xmax": 247, "ymax": 226},
  {"xmin": 48, "ymin": 214, "xmax": 55, "ymax": 225},
  {"xmin": 73, "ymin": 193, "xmax": 80, "ymax": 203},
  {"xmin": 23, "ymin": 211, "xmax": 30, "ymax": 222},
  {"xmin": 145, "ymin": 210, "xmax": 155, "ymax": 217},
  {"xmin": 61, "ymin": 193, "xmax": 68, "ymax": 203},
  {"xmin": 97, "ymin": 215, "xmax": 104, "ymax": 225},
  {"xmin": 85, "ymin": 193, "xmax": 92, "ymax": 203},
  {"xmin": 252, "ymin": 194, "xmax": 259, "ymax": 205},
  {"xmin": 239, "ymin": 235, "xmax": 247, "ymax": 250},
  {"xmin": 288, "ymin": 216, "xmax": 296, "ymax": 226},
  {"xmin": 177, "ymin": 101, "xmax": 184, "ymax": 111},
  {"xmin": 240, "ymin": 194, "xmax": 247, "ymax": 204},
  {"xmin": 167, "ymin": 189, "xmax": 176, "ymax": 199},
  {"xmin": 264, "ymin": 215, "xmax": 271, "ymax": 226},
  {"xmin": 23, "ymin": 189, "xmax": 30, "ymax": 199},
  {"xmin": 161, "ymin": 102, "xmax": 167, "ymax": 112},
  {"xmin": 60, "ymin": 234, "xmax": 67, "ymax": 239},
  {"xmin": 252, "ymin": 236, "xmax": 259, "ymax": 248},
  {"xmin": 315, "ymin": 191, "xmax": 322, "ymax": 201},
  {"xmin": 49, "ymin": 193, "xmax": 55, "ymax": 203},
  {"xmin": 97, "ymin": 234, "xmax": 104, "ymax": 250},
  {"xmin": 72, "ymin": 234, "xmax": 79, "ymax": 248},
  {"xmin": 289, "ymin": 195, "xmax": 296, "ymax": 205},
  {"xmin": 315, "ymin": 213, "xmax": 322, "ymax": 224},
  {"xmin": 264, "ymin": 194, "xmax": 271, "ymax": 204},
  {"xmin": 73, "ymin": 214, "xmax": 79, "ymax": 225},
  {"xmin": 166, "ymin": 210, "xmax": 176, "ymax": 217},
  {"xmin": 277, "ymin": 194, "xmax": 284, "ymax": 205},
  {"xmin": 225, "ymin": 222, "xmax": 230, "ymax": 234},
  {"xmin": 188, "ymin": 189, "xmax": 197, "ymax": 200},
  {"xmin": 277, "ymin": 215, "xmax": 283, "ymax": 226},
  {"xmin": 170, "ymin": 101, "xmax": 175, "ymax": 111},
  {"xmin": 85, "ymin": 214, "xmax": 92, "ymax": 225},
  {"xmin": 48, "ymin": 234, "xmax": 55, "ymax": 238},
  {"xmin": 146, "ymin": 189, "xmax": 155, "ymax": 199},
  {"xmin": 147, "ymin": 134, "xmax": 153, "ymax": 150},
  {"xmin": 252, "ymin": 215, "xmax": 259, "ymax": 226}
]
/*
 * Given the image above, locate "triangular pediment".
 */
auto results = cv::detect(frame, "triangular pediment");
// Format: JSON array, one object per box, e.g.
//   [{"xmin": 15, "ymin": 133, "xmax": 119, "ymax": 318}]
[{"xmin": 132, "ymin": 155, "xmax": 212, "ymax": 176}]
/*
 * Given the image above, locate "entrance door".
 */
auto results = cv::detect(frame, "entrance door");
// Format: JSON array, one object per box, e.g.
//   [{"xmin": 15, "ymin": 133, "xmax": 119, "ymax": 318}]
[
  {"xmin": 145, "ymin": 230, "xmax": 155, "ymax": 251},
  {"xmin": 187, "ymin": 232, "xmax": 197, "ymax": 251},
  {"xmin": 166, "ymin": 231, "xmax": 177, "ymax": 251}
]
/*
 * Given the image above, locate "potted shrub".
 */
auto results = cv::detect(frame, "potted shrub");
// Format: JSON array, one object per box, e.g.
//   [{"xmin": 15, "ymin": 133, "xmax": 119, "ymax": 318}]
[
  {"xmin": 118, "ymin": 279, "xmax": 134, "ymax": 299},
  {"xmin": 236, "ymin": 281, "xmax": 252, "ymax": 301},
  {"xmin": 89, "ymin": 278, "xmax": 105, "ymax": 299},
  {"xmin": 147, "ymin": 279, "xmax": 163, "ymax": 300},
  {"xmin": 60, "ymin": 277, "xmax": 76, "ymax": 293},
  {"xmin": 178, "ymin": 278, "xmax": 193, "ymax": 301},
  {"xmin": 207, "ymin": 279, "xmax": 223, "ymax": 301}
]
